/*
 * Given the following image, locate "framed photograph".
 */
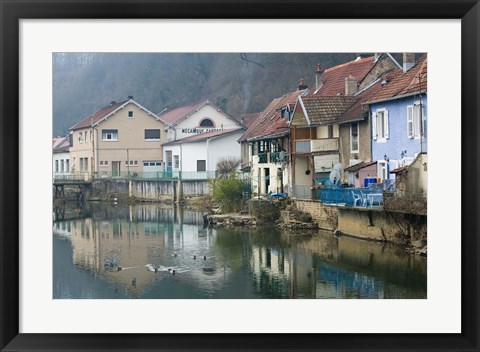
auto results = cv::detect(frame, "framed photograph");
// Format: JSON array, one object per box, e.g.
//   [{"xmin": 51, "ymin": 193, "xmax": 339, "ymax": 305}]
[{"xmin": 1, "ymin": 0, "xmax": 478, "ymax": 351}]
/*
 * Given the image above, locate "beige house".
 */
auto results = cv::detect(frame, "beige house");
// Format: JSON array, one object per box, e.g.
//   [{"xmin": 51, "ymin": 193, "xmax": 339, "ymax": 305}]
[{"xmin": 69, "ymin": 97, "xmax": 167, "ymax": 178}]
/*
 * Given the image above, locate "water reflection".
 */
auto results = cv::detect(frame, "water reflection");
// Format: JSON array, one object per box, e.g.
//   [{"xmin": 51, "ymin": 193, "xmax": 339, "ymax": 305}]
[{"xmin": 53, "ymin": 203, "xmax": 426, "ymax": 299}]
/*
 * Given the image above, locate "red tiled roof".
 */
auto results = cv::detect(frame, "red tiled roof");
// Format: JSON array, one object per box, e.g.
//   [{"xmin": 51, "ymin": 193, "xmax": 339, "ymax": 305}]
[
  {"xmin": 52, "ymin": 136, "xmax": 70, "ymax": 152},
  {"xmin": 157, "ymin": 100, "xmax": 208, "ymax": 125},
  {"xmin": 239, "ymin": 113, "xmax": 261, "ymax": 129},
  {"xmin": 364, "ymin": 55, "xmax": 427, "ymax": 104},
  {"xmin": 162, "ymin": 128, "xmax": 243, "ymax": 146},
  {"xmin": 310, "ymin": 56, "xmax": 377, "ymax": 96},
  {"xmin": 300, "ymin": 96, "xmax": 358, "ymax": 125},
  {"xmin": 70, "ymin": 100, "xmax": 128, "ymax": 130},
  {"xmin": 239, "ymin": 89, "xmax": 307, "ymax": 142}
]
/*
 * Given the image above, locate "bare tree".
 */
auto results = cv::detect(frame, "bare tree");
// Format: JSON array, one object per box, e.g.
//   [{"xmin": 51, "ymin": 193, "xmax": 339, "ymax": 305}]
[{"xmin": 217, "ymin": 157, "xmax": 241, "ymax": 177}]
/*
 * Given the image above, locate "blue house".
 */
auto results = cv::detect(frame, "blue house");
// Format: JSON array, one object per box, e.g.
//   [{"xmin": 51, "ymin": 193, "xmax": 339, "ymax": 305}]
[{"xmin": 364, "ymin": 54, "xmax": 427, "ymax": 183}]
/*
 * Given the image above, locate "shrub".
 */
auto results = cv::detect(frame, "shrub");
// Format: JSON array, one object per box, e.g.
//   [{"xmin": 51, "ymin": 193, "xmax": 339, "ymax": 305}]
[{"xmin": 210, "ymin": 173, "xmax": 245, "ymax": 213}]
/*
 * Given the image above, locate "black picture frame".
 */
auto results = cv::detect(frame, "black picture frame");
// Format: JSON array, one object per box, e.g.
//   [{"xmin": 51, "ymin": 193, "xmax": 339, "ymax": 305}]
[{"xmin": 1, "ymin": 1, "xmax": 479, "ymax": 351}]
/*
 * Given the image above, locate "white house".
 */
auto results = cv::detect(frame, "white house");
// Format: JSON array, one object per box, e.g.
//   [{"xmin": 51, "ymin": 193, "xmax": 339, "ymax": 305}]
[
  {"xmin": 157, "ymin": 100, "xmax": 244, "ymax": 176},
  {"xmin": 158, "ymin": 100, "xmax": 243, "ymax": 142},
  {"xmin": 53, "ymin": 136, "xmax": 70, "ymax": 178},
  {"xmin": 162, "ymin": 129, "xmax": 243, "ymax": 178}
]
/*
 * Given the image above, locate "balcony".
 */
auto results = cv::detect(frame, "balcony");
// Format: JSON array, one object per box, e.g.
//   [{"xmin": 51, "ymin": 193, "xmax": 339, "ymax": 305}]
[
  {"xmin": 257, "ymin": 151, "xmax": 287, "ymax": 164},
  {"xmin": 294, "ymin": 138, "xmax": 339, "ymax": 154},
  {"xmin": 311, "ymin": 138, "xmax": 339, "ymax": 152}
]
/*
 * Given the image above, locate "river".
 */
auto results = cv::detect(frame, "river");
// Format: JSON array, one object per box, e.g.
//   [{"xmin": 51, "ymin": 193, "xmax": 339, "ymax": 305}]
[{"xmin": 53, "ymin": 202, "xmax": 426, "ymax": 299}]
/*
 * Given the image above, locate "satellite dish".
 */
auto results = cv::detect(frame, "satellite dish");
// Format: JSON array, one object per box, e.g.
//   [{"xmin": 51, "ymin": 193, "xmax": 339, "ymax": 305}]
[{"xmin": 329, "ymin": 168, "xmax": 341, "ymax": 185}]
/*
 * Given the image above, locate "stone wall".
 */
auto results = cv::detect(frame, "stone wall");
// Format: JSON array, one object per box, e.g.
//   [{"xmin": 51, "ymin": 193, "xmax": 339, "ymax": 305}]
[
  {"xmin": 294, "ymin": 199, "xmax": 338, "ymax": 231},
  {"xmin": 90, "ymin": 179, "xmax": 210, "ymax": 201},
  {"xmin": 337, "ymin": 207, "xmax": 427, "ymax": 245},
  {"xmin": 293, "ymin": 199, "xmax": 426, "ymax": 246}
]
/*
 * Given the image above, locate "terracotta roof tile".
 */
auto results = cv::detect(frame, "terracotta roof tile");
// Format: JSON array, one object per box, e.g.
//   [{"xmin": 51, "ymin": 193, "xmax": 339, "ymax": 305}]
[
  {"xmin": 52, "ymin": 136, "xmax": 70, "ymax": 152},
  {"xmin": 157, "ymin": 100, "xmax": 208, "ymax": 125},
  {"xmin": 310, "ymin": 56, "xmax": 376, "ymax": 96},
  {"xmin": 239, "ymin": 113, "xmax": 261, "ymax": 129},
  {"xmin": 365, "ymin": 55, "xmax": 427, "ymax": 104},
  {"xmin": 70, "ymin": 100, "xmax": 128, "ymax": 130},
  {"xmin": 238, "ymin": 89, "xmax": 307, "ymax": 142}
]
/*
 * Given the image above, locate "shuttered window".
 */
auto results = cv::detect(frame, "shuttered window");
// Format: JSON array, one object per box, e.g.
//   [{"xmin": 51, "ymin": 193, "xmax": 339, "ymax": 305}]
[{"xmin": 144, "ymin": 129, "xmax": 160, "ymax": 140}]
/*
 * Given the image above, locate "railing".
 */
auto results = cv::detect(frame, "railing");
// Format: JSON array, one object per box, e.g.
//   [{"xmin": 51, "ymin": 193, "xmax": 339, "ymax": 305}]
[
  {"xmin": 53, "ymin": 172, "xmax": 90, "ymax": 183},
  {"xmin": 95, "ymin": 170, "xmax": 217, "ymax": 180},
  {"xmin": 258, "ymin": 153, "xmax": 268, "ymax": 163},
  {"xmin": 318, "ymin": 187, "xmax": 384, "ymax": 208},
  {"xmin": 295, "ymin": 140, "xmax": 311, "ymax": 153},
  {"xmin": 310, "ymin": 138, "xmax": 339, "ymax": 152}
]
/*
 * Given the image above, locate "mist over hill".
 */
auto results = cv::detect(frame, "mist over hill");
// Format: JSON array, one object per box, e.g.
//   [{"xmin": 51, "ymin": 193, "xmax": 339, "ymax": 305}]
[{"xmin": 53, "ymin": 52, "xmax": 371, "ymax": 136}]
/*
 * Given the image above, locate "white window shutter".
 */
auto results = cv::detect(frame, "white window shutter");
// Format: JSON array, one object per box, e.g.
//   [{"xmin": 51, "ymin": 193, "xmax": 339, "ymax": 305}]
[
  {"xmin": 372, "ymin": 112, "xmax": 377, "ymax": 140},
  {"xmin": 407, "ymin": 106, "xmax": 414, "ymax": 138},
  {"xmin": 384, "ymin": 110, "xmax": 389, "ymax": 139}
]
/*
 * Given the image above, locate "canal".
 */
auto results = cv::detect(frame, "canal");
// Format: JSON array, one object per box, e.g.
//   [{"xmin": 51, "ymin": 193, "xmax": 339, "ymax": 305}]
[{"xmin": 53, "ymin": 202, "xmax": 427, "ymax": 299}]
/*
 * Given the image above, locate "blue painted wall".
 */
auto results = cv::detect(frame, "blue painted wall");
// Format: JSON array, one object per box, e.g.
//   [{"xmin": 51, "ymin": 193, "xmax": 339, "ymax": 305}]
[{"xmin": 370, "ymin": 95, "xmax": 427, "ymax": 162}]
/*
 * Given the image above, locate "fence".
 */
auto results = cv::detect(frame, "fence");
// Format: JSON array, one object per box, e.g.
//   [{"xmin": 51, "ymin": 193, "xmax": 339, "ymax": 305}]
[
  {"xmin": 318, "ymin": 187, "xmax": 384, "ymax": 208},
  {"xmin": 60, "ymin": 170, "xmax": 218, "ymax": 181}
]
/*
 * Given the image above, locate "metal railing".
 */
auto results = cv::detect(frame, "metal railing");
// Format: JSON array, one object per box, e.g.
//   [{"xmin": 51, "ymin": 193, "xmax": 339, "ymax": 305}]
[
  {"xmin": 318, "ymin": 187, "xmax": 384, "ymax": 208},
  {"xmin": 95, "ymin": 170, "xmax": 217, "ymax": 180}
]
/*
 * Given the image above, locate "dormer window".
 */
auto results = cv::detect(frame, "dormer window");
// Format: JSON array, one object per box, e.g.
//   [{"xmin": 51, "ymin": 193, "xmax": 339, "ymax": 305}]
[{"xmin": 199, "ymin": 118, "xmax": 214, "ymax": 127}]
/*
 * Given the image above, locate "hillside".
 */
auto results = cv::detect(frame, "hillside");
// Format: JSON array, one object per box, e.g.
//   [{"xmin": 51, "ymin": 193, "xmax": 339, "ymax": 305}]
[{"xmin": 54, "ymin": 52, "xmax": 374, "ymax": 136}]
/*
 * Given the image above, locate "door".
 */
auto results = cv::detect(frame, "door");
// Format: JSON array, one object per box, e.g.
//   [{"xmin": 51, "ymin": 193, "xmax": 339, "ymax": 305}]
[
  {"xmin": 112, "ymin": 161, "xmax": 121, "ymax": 177},
  {"xmin": 166, "ymin": 151, "xmax": 173, "ymax": 177}
]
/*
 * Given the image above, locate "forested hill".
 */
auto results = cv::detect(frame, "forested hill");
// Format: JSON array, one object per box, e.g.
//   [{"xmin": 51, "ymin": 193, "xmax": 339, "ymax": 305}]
[{"xmin": 53, "ymin": 52, "xmax": 364, "ymax": 136}]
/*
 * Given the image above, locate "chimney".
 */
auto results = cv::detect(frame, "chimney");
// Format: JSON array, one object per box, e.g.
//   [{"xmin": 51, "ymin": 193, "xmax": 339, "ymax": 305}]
[
  {"xmin": 127, "ymin": 95, "xmax": 134, "ymax": 100},
  {"xmin": 315, "ymin": 64, "xmax": 323, "ymax": 91},
  {"xmin": 298, "ymin": 78, "xmax": 308, "ymax": 91},
  {"xmin": 345, "ymin": 74, "xmax": 358, "ymax": 96},
  {"xmin": 403, "ymin": 53, "xmax": 415, "ymax": 73},
  {"xmin": 110, "ymin": 101, "xmax": 117, "ymax": 106}
]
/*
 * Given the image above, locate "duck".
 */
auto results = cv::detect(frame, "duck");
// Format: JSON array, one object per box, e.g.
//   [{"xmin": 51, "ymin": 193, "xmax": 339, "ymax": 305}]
[{"xmin": 203, "ymin": 255, "xmax": 207, "ymax": 261}]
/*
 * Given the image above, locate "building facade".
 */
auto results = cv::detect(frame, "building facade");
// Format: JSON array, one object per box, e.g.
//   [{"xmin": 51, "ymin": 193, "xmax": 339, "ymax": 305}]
[{"xmin": 68, "ymin": 97, "xmax": 167, "ymax": 178}]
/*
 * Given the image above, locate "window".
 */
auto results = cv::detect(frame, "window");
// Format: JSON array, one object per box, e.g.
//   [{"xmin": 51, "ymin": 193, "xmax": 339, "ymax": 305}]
[
  {"xmin": 174, "ymin": 155, "xmax": 180, "ymax": 169},
  {"xmin": 145, "ymin": 129, "xmax": 160, "ymax": 141},
  {"xmin": 55, "ymin": 160, "xmax": 59, "ymax": 172},
  {"xmin": 60, "ymin": 160, "xmax": 65, "ymax": 172},
  {"xmin": 79, "ymin": 132, "xmax": 83, "ymax": 143},
  {"xmin": 199, "ymin": 118, "xmax": 214, "ymax": 127},
  {"xmin": 407, "ymin": 103, "xmax": 424, "ymax": 139},
  {"xmin": 100, "ymin": 160, "xmax": 109, "ymax": 167},
  {"xmin": 66, "ymin": 159, "xmax": 69, "ymax": 172},
  {"xmin": 89, "ymin": 130, "xmax": 92, "ymax": 142},
  {"xmin": 197, "ymin": 160, "xmax": 206, "ymax": 171},
  {"xmin": 351, "ymin": 123, "xmax": 359, "ymax": 152},
  {"xmin": 128, "ymin": 111, "xmax": 134, "ymax": 118},
  {"xmin": 372, "ymin": 109, "xmax": 389, "ymax": 141},
  {"xmin": 102, "ymin": 129, "xmax": 118, "ymax": 141},
  {"xmin": 124, "ymin": 160, "xmax": 137, "ymax": 166}
]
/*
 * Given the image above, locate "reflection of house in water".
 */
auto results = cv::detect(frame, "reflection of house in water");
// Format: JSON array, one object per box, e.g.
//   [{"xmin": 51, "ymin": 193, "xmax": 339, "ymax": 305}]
[
  {"xmin": 249, "ymin": 231, "xmax": 425, "ymax": 299},
  {"xmin": 250, "ymin": 246, "xmax": 315, "ymax": 298},
  {"xmin": 53, "ymin": 204, "xmax": 211, "ymax": 296}
]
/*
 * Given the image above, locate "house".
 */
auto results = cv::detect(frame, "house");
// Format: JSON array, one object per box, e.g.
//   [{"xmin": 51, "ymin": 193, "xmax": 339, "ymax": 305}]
[
  {"xmin": 53, "ymin": 136, "xmax": 71, "ymax": 178},
  {"xmin": 238, "ymin": 83, "xmax": 308, "ymax": 197},
  {"xmin": 384, "ymin": 153, "xmax": 428, "ymax": 214},
  {"xmin": 158, "ymin": 100, "xmax": 242, "ymax": 143},
  {"xmin": 363, "ymin": 54, "xmax": 428, "ymax": 184},
  {"xmin": 289, "ymin": 54, "xmax": 402, "ymax": 198},
  {"xmin": 157, "ymin": 100, "xmax": 243, "ymax": 175},
  {"xmin": 161, "ymin": 128, "xmax": 244, "ymax": 178},
  {"xmin": 68, "ymin": 96, "xmax": 167, "ymax": 178}
]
